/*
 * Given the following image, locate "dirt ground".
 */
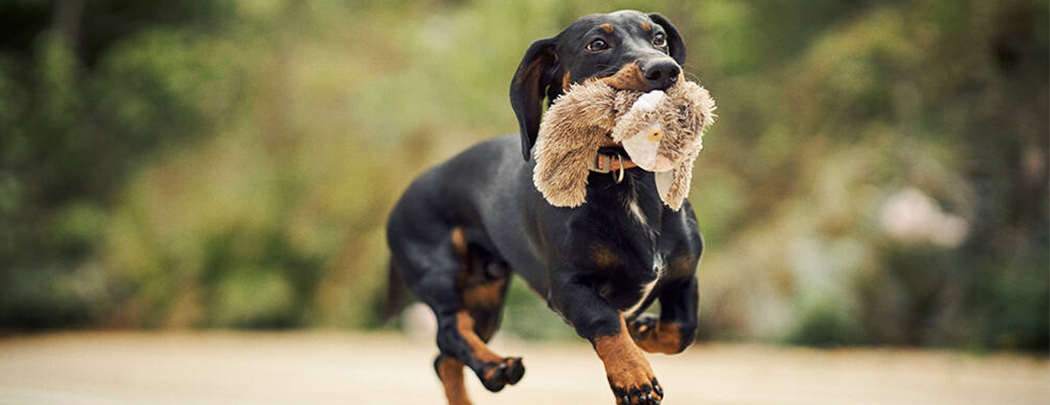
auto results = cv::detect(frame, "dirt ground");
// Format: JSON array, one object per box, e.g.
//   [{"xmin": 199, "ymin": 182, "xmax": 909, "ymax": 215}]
[{"xmin": 0, "ymin": 331, "xmax": 1046, "ymax": 405}]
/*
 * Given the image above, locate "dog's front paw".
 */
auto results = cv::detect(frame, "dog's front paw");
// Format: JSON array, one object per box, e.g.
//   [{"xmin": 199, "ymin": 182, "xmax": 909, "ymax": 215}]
[
  {"xmin": 595, "ymin": 317, "xmax": 665, "ymax": 404},
  {"xmin": 609, "ymin": 375, "xmax": 663, "ymax": 405},
  {"xmin": 627, "ymin": 314, "xmax": 660, "ymax": 342},
  {"xmin": 478, "ymin": 357, "xmax": 525, "ymax": 392},
  {"xmin": 628, "ymin": 314, "xmax": 685, "ymax": 355}
]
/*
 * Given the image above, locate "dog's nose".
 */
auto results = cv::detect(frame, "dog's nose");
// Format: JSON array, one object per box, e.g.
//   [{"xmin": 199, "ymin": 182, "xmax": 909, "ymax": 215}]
[{"xmin": 642, "ymin": 60, "xmax": 680, "ymax": 90}]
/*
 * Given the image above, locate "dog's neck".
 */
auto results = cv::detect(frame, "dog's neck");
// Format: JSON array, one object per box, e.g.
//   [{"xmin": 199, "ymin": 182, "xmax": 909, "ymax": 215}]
[{"xmin": 584, "ymin": 167, "xmax": 665, "ymax": 235}]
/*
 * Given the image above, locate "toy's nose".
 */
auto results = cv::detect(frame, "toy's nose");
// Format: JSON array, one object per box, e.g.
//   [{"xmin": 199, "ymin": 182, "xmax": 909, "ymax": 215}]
[{"xmin": 641, "ymin": 59, "xmax": 680, "ymax": 91}]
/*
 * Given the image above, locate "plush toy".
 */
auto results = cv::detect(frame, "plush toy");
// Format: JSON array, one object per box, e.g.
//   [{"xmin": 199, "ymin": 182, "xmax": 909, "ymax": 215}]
[{"xmin": 532, "ymin": 78, "xmax": 716, "ymax": 210}]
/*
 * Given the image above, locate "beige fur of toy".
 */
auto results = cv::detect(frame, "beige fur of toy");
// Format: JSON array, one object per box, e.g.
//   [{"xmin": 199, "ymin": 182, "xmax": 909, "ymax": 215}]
[{"xmin": 532, "ymin": 78, "xmax": 716, "ymax": 210}]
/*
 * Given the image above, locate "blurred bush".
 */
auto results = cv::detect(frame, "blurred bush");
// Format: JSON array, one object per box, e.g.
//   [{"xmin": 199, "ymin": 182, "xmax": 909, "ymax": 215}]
[{"xmin": 0, "ymin": 0, "xmax": 1046, "ymax": 351}]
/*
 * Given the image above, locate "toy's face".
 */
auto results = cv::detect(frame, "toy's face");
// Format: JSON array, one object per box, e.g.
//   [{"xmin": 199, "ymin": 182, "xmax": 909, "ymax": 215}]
[
  {"xmin": 553, "ymin": 11, "xmax": 685, "ymax": 97},
  {"xmin": 619, "ymin": 90, "xmax": 676, "ymax": 172},
  {"xmin": 607, "ymin": 79, "xmax": 714, "ymax": 177}
]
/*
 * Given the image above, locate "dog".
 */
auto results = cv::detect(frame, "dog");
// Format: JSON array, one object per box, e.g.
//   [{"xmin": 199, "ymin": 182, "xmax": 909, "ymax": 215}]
[{"xmin": 386, "ymin": 10, "xmax": 701, "ymax": 405}]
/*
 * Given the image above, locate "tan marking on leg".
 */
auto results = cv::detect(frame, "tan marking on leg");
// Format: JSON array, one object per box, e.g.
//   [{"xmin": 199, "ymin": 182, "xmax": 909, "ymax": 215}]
[
  {"xmin": 463, "ymin": 278, "xmax": 507, "ymax": 311},
  {"xmin": 437, "ymin": 357, "xmax": 473, "ymax": 405},
  {"xmin": 590, "ymin": 244, "xmax": 620, "ymax": 268},
  {"xmin": 593, "ymin": 317, "xmax": 662, "ymax": 402},
  {"xmin": 600, "ymin": 23, "xmax": 613, "ymax": 34},
  {"xmin": 562, "ymin": 70, "xmax": 571, "ymax": 91},
  {"xmin": 458, "ymin": 310, "xmax": 518, "ymax": 387},
  {"xmin": 463, "ymin": 277, "xmax": 508, "ymax": 340},
  {"xmin": 456, "ymin": 311, "xmax": 503, "ymax": 363},
  {"xmin": 447, "ymin": 230, "xmax": 522, "ymax": 391},
  {"xmin": 452, "ymin": 228, "xmax": 510, "ymax": 343},
  {"xmin": 632, "ymin": 321, "xmax": 684, "ymax": 354},
  {"xmin": 598, "ymin": 63, "xmax": 648, "ymax": 91},
  {"xmin": 641, "ymin": 22, "xmax": 652, "ymax": 31}
]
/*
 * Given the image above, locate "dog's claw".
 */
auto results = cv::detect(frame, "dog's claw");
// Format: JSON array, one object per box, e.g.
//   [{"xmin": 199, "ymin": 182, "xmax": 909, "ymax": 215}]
[
  {"xmin": 609, "ymin": 371, "xmax": 663, "ymax": 404},
  {"xmin": 613, "ymin": 384, "xmax": 665, "ymax": 405}
]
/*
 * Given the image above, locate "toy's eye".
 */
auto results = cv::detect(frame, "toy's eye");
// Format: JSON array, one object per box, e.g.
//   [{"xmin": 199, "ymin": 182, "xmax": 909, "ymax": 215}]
[
  {"xmin": 587, "ymin": 38, "xmax": 608, "ymax": 52},
  {"xmin": 653, "ymin": 33, "xmax": 666, "ymax": 47}
]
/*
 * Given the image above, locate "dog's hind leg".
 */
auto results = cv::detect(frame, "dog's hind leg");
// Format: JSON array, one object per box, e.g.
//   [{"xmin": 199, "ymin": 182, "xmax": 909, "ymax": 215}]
[
  {"xmin": 434, "ymin": 355, "xmax": 471, "ymax": 405},
  {"xmin": 435, "ymin": 308, "xmax": 524, "ymax": 392},
  {"xmin": 429, "ymin": 227, "xmax": 523, "ymax": 400}
]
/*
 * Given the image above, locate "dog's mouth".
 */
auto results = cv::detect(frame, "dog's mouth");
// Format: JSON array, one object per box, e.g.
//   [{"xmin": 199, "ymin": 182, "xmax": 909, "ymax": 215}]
[
  {"xmin": 597, "ymin": 63, "xmax": 649, "ymax": 91},
  {"xmin": 596, "ymin": 59, "xmax": 682, "ymax": 92}
]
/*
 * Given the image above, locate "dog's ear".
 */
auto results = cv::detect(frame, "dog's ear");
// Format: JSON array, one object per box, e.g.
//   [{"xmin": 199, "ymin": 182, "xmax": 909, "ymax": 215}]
[
  {"xmin": 648, "ymin": 13, "xmax": 686, "ymax": 65},
  {"xmin": 510, "ymin": 36, "xmax": 558, "ymax": 161}
]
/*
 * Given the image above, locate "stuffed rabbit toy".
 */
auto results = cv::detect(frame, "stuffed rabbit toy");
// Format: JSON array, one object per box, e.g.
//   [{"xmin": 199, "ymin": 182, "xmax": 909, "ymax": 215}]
[{"xmin": 532, "ymin": 78, "xmax": 716, "ymax": 210}]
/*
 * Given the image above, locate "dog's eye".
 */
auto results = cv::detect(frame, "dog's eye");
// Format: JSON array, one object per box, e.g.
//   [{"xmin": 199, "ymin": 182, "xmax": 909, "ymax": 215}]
[
  {"xmin": 653, "ymin": 33, "xmax": 667, "ymax": 47},
  {"xmin": 587, "ymin": 38, "xmax": 608, "ymax": 52}
]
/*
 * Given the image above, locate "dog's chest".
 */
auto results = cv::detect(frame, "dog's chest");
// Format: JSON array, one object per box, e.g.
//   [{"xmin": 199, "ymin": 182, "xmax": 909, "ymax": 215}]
[
  {"xmin": 622, "ymin": 251, "xmax": 665, "ymax": 314},
  {"xmin": 591, "ymin": 195, "xmax": 669, "ymax": 313},
  {"xmin": 595, "ymin": 242, "xmax": 666, "ymax": 315}
]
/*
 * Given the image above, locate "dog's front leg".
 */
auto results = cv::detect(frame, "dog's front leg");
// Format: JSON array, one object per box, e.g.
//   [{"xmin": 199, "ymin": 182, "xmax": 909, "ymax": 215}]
[
  {"xmin": 550, "ymin": 275, "xmax": 663, "ymax": 405},
  {"xmin": 628, "ymin": 275, "xmax": 698, "ymax": 354}
]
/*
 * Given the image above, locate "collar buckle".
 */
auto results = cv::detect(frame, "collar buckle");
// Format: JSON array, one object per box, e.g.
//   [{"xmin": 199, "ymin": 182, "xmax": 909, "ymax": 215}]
[
  {"xmin": 613, "ymin": 153, "xmax": 625, "ymax": 183},
  {"xmin": 592, "ymin": 151, "xmax": 635, "ymax": 182}
]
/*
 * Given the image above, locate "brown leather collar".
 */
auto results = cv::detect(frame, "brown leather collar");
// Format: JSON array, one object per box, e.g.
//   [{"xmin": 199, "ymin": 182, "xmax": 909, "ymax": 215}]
[{"xmin": 591, "ymin": 150, "xmax": 639, "ymax": 174}]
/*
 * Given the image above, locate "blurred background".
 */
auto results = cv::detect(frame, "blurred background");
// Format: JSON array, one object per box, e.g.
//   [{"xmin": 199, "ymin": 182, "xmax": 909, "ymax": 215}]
[{"xmin": 0, "ymin": 0, "xmax": 1047, "ymax": 355}]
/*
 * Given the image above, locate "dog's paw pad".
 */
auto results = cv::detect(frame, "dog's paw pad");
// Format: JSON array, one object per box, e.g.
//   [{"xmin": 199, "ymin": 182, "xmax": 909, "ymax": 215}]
[{"xmin": 479, "ymin": 357, "xmax": 526, "ymax": 392}]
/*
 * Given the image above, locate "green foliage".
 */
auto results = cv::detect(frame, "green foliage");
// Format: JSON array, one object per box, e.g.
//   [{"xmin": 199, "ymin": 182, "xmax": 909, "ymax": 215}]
[
  {"xmin": 0, "ymin": 0, "xmax": 245, "ymax": 328},
  {"xmin": 0, "ymin": 0, "xmax": 1045, "ymax": 352}
]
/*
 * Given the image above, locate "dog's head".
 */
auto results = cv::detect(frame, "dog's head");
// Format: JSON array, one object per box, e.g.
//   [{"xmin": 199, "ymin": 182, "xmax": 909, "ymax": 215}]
[{"xmin": 509, "ymin": 10, "xmax": 686, "ymax": 161}]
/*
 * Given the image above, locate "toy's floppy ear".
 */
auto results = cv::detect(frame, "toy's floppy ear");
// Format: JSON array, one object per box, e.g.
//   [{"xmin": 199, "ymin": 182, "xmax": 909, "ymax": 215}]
[
  {"xmin": 532, "ymin": 132, "xmax": 601, "ymax": 208},
  {"xmin": 510, "ymin": 37, "xmax": 558, "ymax": 161},
  {"xmin": 648, "ymin": 13, "xmax": 686, "ymax": 65},
  {"xmin": 532, "ymin": 81, "xmax": 618, "ymax": 208},
  {"xmin": 655, "ymin": 157, "xmax": 696, "ymax": 211}
]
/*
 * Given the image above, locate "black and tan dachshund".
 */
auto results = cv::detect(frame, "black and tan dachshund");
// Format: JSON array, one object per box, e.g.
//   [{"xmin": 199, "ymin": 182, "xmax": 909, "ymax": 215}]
[{"xmin": 386, "ymin": 10, "xmax": 701, "ymax": 405}]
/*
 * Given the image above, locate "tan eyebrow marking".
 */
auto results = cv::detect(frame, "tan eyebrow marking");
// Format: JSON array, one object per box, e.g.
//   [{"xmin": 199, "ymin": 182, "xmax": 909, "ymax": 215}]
[
  {"xmin": 641, "ymin": 22, "xmax": 652, "ymax": 31},
  {"xmin": 600, "ymin": 23, "xmax": 613, "ymax": 34}
]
